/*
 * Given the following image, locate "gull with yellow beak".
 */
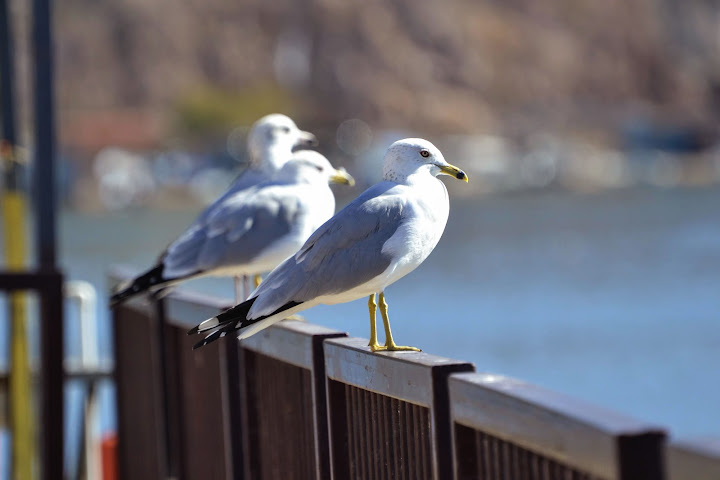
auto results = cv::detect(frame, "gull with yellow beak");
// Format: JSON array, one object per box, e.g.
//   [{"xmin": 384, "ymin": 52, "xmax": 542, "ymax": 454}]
[
  {"xmin": 111, "ymin": 150, "xmax": 354, "ymax": 304},
  {"xmin": 189, "ymin": 138, "xmax": 468, "ymax": 352}
]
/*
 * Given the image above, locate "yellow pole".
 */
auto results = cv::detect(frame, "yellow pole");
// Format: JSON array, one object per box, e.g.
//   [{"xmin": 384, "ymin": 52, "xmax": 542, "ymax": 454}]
[{"xmin": 1, "ymin": 141, "xmax": 34, "ymax": 480}]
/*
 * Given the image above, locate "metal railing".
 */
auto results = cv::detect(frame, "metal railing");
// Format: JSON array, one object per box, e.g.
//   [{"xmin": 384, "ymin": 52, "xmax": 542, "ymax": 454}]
[{"xmin": 109, "ymin": 268, "xmax": 720, "ymax": 480}]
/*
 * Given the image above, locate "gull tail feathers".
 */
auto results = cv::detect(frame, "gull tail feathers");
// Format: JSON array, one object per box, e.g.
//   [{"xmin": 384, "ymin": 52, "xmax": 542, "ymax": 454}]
[
  {"xmin": 187, "ymin": 297, "xmax": 258, "ymax": 336},
  {"xmin": 110, "ymin": 265, "xmax": 167, "ymax": 306},
  {"xmin": 190, "ymin": 298, "xmax": 302, "ymax": 349}
]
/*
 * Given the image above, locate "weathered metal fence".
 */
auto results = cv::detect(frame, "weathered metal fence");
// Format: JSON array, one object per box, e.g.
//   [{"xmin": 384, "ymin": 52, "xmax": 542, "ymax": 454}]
[{"xmin": 109, "ymin": 269, "xmax": 720, "ymax": 480}]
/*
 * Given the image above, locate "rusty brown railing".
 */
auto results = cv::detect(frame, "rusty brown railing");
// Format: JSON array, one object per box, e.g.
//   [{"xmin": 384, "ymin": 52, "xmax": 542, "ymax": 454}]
[{"xmin": 109, "ymin": 268, "xmax": 720, "ymax": 480}]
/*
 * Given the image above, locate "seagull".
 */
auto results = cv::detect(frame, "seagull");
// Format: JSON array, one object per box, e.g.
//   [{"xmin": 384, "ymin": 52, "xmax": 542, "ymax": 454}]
[
  {"xmin": 110, "ymin": 150, "xmax": 354, "ymax": 305},
  {"xmin": 196, "ymin": 113, "xmax": 318, "ymax": 225},
  {"xmin": 110, "ymin": 113, "xmax": 319, "ymax": 304},
  {"xmin": 188, "ymin": 138, "xmax": 468, "ymax": 352},
  {"xmin": 196, "ymin": 113, "xmax": 319, "ymax": 298}
]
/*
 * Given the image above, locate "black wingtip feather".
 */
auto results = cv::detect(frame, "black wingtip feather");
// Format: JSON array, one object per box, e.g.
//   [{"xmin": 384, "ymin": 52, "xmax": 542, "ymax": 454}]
[
  {"xmin": 109, "ymin": 264, "xmax": 165, "ymax": 306},
  {"xmin": 190, "ymin": 299, "xmax": 303, "ymax": 350}
]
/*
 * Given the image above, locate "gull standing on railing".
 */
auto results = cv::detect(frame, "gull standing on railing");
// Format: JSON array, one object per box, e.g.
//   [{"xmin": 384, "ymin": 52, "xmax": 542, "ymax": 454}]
[
  {"xmin": 110, "ymin": 120, "xmax": 354, "ymax": 305},
  {"xmin": 189, "ymin": 138, "xmax": 468, "ymax": 352},
  {"xmin": 201, "ymin": 113, "xmax": 317, "ymax": 299}
]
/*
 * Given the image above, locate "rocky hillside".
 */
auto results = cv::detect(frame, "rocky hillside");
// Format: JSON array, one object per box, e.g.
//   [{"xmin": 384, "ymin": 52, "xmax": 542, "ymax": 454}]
[{"xmin": 11, "ymin": 0, "xmax": 720, "ymax": 147}]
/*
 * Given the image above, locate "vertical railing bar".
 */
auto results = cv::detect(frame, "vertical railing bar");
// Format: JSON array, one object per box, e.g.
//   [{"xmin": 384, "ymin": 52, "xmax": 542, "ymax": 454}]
[
  {"xmin": 477, "ymin": 430, "xmax": 486, "ymax": 480},
  {"xmin": 392, "ymin": 396, "xmax": 401, "ymax": 480},
  {"xmin": 412, "ymin": 403, "xmax": 421, "ymax": 480},
  {"xmin": 351, "ymin": 386, "xmax": 359, "ymax": 479},
  {"xmin": 346, "ymin": 385, "xmax": 355, "ymax": 479},
  {"xmin": 39, "ymin": 273, "xmax": 63, "ymax": 480},
  {"xmin": 406, "ymin": 402, "xmax": 414, "ymax": 480},
  {"xmin": 111, "ymin": 306, "xmax": 124, "ymax": 480},
  {"xmin": 224, "ymin": 338, "xmax": 244, "ymax": 479},
  {"xmin": 361, "ymin": 388, "xmax": 370, "ymax": 480},
  {"xmin": 399, "ymin": 395, "xmax": 408, "ymax": 480},
  {"xmin": 616, "ymin": 432, "xmax": 665, "ymax": 480},
  {"xmin": 381, "ymin": 394, "xmax": 391, "ymax": 480},
  {"xmin": 239, "ymin": 349, "xmax": 255, "ymax": 480},
  {"xmin": 501, "ymin": 438, "xmax": 510, "ymax": 480},
  {"xmin": 152, "ymin": 297, "xmax": 176, "ymax": 477},
  {"xmin": 311, "ymin": 333, "xmax": 345, "ymax": 479},
  {"xmin": 375, "ymin": 391, "xmax": 383, "ymax": 480},
  {"xmin": 217, "ymin": 340, "xmax": 234, "ymax": 479},
  {"xmin": 423, "ymin": 407, "xmax": 431, "ymax": 479}
]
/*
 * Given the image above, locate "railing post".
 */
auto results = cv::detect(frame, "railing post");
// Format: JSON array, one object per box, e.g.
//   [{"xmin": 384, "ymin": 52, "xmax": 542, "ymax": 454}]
[
  {"xmin": 618, "ymin": 432, "xmax": 666, "ymax": 479},
  {"xmin": 238, "ymin": 321, "xmax": 347, "ymax": 479},
  {"xmin": 153, "ymin": 297, "xmax": 183, "ymax": 477},
  {"xmin": 448, "ymin": 372, "xmax": 667, "ymax": 480},
  {"xmin": 163, "ymin": 287, "xmax": 237, "ymax": 479},
  {"xmin": 323, "ymin": 337, "xmax": 474, "ymax": 479},
  {"xmin": 111, "ymin": 291, "xmax": 167, "ymax": 479}
]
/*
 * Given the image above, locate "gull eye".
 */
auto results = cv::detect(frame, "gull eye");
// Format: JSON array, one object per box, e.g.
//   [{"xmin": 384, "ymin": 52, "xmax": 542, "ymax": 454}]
[
  {"xmin": 420, "ymin": 149, "xmax": 430, "ymax": 158},
  {"xmin": 280, "ymin": 126, "xmax": 291, "ymax": 134}
]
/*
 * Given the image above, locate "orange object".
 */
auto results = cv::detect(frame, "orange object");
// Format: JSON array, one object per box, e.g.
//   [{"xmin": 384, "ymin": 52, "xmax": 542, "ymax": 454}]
[{"xmin": 101, "ymin": 434, "xmax": 118, "ymax": 480}]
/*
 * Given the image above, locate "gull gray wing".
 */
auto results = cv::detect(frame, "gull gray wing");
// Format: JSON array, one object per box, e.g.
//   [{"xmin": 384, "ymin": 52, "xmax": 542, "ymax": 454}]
[
  {"xmin": 249, "ymin": 182, "xmax": 406, "ymax": 318},
  {"xmin": 162, "ymin": 185, "xmax": 299, "ymax": 278},
  {"xmin": 193, "ymin": 168, "xmax": 269, "ymax": 224}
]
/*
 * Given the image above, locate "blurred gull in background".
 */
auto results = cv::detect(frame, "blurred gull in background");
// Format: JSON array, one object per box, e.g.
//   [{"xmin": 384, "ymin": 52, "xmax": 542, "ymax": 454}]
[
  {"xmin": 109, "ymin": 113, "xmax": 326, "ymax": 303},
  {"xmin": 93, "ymin": 147, "xmax": 156, "ymax": 210},
  {"xmin": 110, "ymin": 150, "xmax": 354, "ymax": 305},
  {"xmin": 195, "ymin": 113, "xmax": 318, "ymax": 224}
]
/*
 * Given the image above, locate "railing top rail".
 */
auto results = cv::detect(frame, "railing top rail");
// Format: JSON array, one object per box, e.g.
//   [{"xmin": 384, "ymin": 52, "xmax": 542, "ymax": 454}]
[
  {"xmin": 449, "ymin": 372, "xmax": 666, "ymax": 479},
  {"xmin": 450, "ymin": 372, "xmax": 664, "ymax": 435},
  {"xmin": 668, "ymin": 437, "xmax": 720, "ymax": 480},
  {"xmin": 240, "ymin": 320, "xmax": 346, "ymax": 370},
  {"xmin": 324, "ymin": 337, "xmax": 474, "ymax": 406}
]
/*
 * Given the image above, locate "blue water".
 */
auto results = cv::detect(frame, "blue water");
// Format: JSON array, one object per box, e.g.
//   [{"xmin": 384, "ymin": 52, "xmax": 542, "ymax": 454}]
[{"xmin": 9, "ymin": 186, "xmax": 720, "ymax": 449}]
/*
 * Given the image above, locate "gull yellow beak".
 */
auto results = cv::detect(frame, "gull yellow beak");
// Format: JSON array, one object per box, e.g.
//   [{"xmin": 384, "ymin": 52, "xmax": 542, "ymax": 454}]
[
  {"xmin": 438, "ymin": 164, "xmax": 469, "ymax": 183},
  {"xmin": 330, "ymin": 167, "xmax": 355, "ymax": 186}
]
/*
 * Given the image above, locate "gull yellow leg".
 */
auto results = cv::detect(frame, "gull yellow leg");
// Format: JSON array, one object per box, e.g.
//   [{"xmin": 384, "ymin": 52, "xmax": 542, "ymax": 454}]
[
  {"xmin": 378, "ymin": 292, "xmax": 421, "ymax": 352},
  {"xmin": 254, "ymin": 274, "xmax": 262, "ymax": 288},
  {"xmin": 367, "ymin": 294, "xmax": 383, "ymax": 351}
]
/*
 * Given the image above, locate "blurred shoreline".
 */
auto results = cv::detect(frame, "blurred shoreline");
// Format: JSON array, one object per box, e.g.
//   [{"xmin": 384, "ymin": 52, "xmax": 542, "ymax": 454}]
[{"xmin": 57, "ymin": 129, "xmax": 720, "ymax": 213}]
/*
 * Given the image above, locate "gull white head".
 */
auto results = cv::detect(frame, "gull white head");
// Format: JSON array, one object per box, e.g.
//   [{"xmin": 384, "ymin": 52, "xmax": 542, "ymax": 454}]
[
  {"xmin": 382, "ymin": 138, "xmax": 468, "ymax": 184},
  {"xmin": 277, "ymin": 150, "xmax": 355, "ymax": 186},
  {"xmin": 247, "ymin": 114, "xmax": 318, "ymax": 171}
]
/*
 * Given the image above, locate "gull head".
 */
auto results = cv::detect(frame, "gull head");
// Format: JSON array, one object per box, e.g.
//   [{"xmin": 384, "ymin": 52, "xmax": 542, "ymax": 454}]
[
  {"xmin": 278, "ymin": 150, "xmax": 355, "ymax": 186},
  {"xmin": 247, "ymin": 114, "xmax": 318, "ymax": 168},
  {"xmin": 383, "ymin": 138, "xmax": 469, "ymax": 184}
]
